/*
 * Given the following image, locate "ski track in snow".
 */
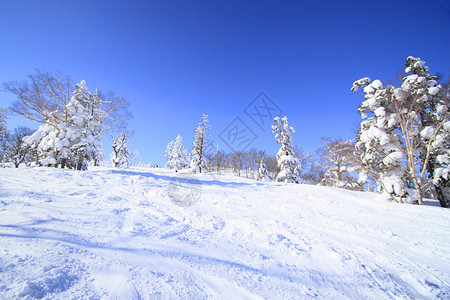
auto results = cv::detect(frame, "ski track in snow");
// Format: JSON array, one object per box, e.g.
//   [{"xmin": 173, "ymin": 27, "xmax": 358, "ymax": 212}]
[{"xmin": 0, "ymin": 166, "xmax": 449, "ymax": 299}]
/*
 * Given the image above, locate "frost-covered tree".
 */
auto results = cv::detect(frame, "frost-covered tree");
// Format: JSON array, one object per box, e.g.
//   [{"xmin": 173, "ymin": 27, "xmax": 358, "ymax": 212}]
[
  {"xmin": 352, "ymin": 56, "xmax": 449, "ymax": 206},
  {"xmin": 190, "ymin": 113, "xmax": 210, "ymax": 173},
  {"xmin": 166, "ymin": 135, "xmax": 188, "ymax": 171},
  {"xmin": 66, "ymin": 81, "xmax": 101, "ymax": 170},
  {"xmin": 256, "ymin": 155, "xmax": 271, "ymax": 181},
  {"xmin": 165, "ymin": 140, "xmax": 174, "ymax": 166},
  {"xmin": 272, "ymin": 116, "xmax": 300, "ymax": 183},
  {"xmin": 23, "ymin": 81, "xmax": 102, "ymax": 170},
  {"xmin": 110, "ymin": 132, "xmax": 130, "ymax": 167},
  {"xmin": 211, "ymin": 145, "xmax": 226, "ymax": 172}
]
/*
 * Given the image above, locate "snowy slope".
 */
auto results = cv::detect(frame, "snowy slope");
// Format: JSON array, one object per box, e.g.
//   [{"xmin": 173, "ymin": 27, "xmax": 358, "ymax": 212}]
[{"xmin": 0, "ymin": 166, "xmax": 449, "ymax": 299}]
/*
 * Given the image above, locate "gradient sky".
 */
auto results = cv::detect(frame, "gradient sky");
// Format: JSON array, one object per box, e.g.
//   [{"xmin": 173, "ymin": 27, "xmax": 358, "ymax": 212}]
[{"xmin": 1, "ymin": 0, "xmax": 450, "ymax": 165}]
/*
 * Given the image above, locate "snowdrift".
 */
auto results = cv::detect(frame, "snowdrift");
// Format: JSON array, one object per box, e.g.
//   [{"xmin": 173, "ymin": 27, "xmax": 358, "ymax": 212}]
[{"xmin": 0, "ymin": 166, "xmax": 449, "ymax": 299}]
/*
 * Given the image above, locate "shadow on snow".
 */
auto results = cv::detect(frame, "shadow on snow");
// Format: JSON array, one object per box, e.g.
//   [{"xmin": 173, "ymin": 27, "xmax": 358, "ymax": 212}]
[{"xmin": 102, "ymin": 169, "xmax": 266, "ymax": 188}]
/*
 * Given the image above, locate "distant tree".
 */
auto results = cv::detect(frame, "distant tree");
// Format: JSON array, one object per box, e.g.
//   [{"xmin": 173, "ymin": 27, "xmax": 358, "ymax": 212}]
[
  {"xmin": 316, "ymin": 137, "xmax": 362, "ymax": 190},
  {"xmin": 256, "ymin": 154, "xmax": 271, "ymax": 181},
  {"xmin": 110, "ymin": 132, "xmax": 130, "ymax": 167},
  {"xmin": 166, "ymin": 135, "xmax": 188, "ymax": 171},
  {"xmin": 212, "ymin": 145, "xmax": 226, "ymax": 172},
  {"xmin": 230, "ymin": 151, "xmax": 244, "ymax": 176},
  {"xmin": 292, "ymin": 146, "xmax": 321, "ymax": 184},
  {"xmin": 264, "ymin": 154, "xmax": 279, "ymax": 179},
  {"xmin": 272, "ymin": 116, "xmax": 300, "ymax": 183},
  {"xmin": 190, "ymin": 113, "xmax": 210, "ymax": 173},
  {"xmin": 0, "ymin": 106, "xmax": 7, "ymax": 161},
  {"xmin": 300, "ymin": 163, "xmax": 325, "ymax": 185},
  {"xmin": 4, "ymin": 127, "xmax": 35, "ymax": 167},
  {"xmin": 352, "ymin": 56, "xmax": 449, "ymax": 205},
  {"xmin": 165, "ymin": 140, "xmax": 174, "ymax": 166}
]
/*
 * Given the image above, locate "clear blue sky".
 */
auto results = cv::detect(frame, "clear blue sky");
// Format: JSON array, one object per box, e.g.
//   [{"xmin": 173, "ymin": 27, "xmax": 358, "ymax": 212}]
[{"xmin": 1, "ymin": 0, "xmax": 449, "ymax": 165}]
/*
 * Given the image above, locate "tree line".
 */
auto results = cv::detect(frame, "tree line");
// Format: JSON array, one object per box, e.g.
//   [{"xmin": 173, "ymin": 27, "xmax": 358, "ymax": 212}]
[
  {"xmin": 1, "ymin": 57, "xmax": 449, "ymax": 207},
  {"xmin": 0, "ymin": 70, "xmax": 131, "ymax": 169},
  {"xmin": 165, "ymin": 57, "xmax": 449, "ymax": 208}
]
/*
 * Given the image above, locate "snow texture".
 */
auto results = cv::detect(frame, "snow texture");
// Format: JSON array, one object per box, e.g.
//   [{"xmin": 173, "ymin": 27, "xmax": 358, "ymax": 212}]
[{"xmin": 0, "ymin": 165, "xmax": 449, "ymax": 299}]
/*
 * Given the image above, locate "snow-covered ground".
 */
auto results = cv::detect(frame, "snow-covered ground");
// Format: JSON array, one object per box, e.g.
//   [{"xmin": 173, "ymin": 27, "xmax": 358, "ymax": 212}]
[{"xmin": 0, "ymin": 166, "xmax": 449, "ymax": 299}]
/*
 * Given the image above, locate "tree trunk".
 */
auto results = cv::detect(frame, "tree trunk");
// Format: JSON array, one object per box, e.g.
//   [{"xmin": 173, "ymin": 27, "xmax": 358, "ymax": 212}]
[
  {"xmin": 76, "ymin": 156, "xmax": 83, "ymax": 170},
  {"xmin": 412, "ymin": 176, "xmax": 424, "ymax": 205},
  {"xmin": 425, "ymin": 157, "xmax": 448, "ymax": 208},
  {"xmin": 435, "ymin": 185, "xmax": 448, "ymax": 208}
]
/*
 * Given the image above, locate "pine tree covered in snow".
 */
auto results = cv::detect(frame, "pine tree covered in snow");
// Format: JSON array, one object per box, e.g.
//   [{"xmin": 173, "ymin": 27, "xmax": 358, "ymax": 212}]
[
  {"xmin": 66, "ymin": 81, "xmax": 101, "ymax": 170},
  {"xmin": 23, "ymin": 81, "xmax": 102, "ymax": 170},
  {"xmin": 256, "ymin": 155, "xmax": 271, "ymax": 181},
  {"xmin": 166, "ymin": 135, "xmax": 188, "ymax": 171},
  {"xmin": 165, "ymin": 140, "xmax": 174, "ymax": 167},
  {"xmin": 272, "ymin": 116, "xmax": 300, "ymax": 183},
  {"xmin": 190, "ymin": 114, "xmax": 210, "ymax": 173},
  {"xmin": 110, "ymin": 132, "xmax": 130, "ymax": 167},
  {"xmin": 352, "ymin": 56, "xmax": 449, "ymax": 206}
]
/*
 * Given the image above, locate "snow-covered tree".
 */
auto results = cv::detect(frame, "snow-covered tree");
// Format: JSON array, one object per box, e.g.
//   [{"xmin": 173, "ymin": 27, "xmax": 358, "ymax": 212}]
[
  {"xmin": 272, "ymin": 116, "xmax": 300, "ymax": 183},
  {"xmin": 352, "ymin": 56, "xmax": 449, "ymax": 206},
  {"xmin": 256, "ymin": 155, "xmax": 271, "ymax": 181},
  {"xmin": 166, "ymin": 135, "xmax": 188, "ymax": 171},
  {"xmin": 165, "ymin": 140, "xmax": 174, "ymax": 166},
  {"xmin": 4, "ymin": 70, "xmax": 131, "ymax": 139},
  {"xmin": 66, "ymin": 81, "xmax": 101, "ymax": 170},
  {"xmin": 190, "ymin": 113, "xmax": 210, "ymax": 173},
  {"xmin": 110, "ymin": 132, "xmax": 130, "ymax": 167},
  {"xmin": 23, "ymin": 81, "xmax": 102, "ymax": 170}
]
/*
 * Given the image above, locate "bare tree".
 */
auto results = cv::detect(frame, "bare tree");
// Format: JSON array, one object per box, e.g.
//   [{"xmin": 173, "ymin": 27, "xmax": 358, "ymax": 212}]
[
  {"xmin": 4, "ymin": 70, "xmax": 72, "ymax": 128},
  {"xmin": 3, "ymin": 127, "xmax": 36, "ymax": 167},
  {"xmin": 3, "ymin": 70, "xmax": 131, "ymax": 137},
  {"xmin": 316, "ymin": 137, "xmax": 362, "ymax": 190}
]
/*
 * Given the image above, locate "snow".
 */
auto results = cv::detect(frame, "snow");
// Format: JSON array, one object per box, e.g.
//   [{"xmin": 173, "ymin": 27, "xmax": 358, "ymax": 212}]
[
  {"xmin": 444, "ymin": 121, "xmax": 450, "ymax": 131},
  {"xmin": 374, "ymin": 107, "xmax": 385, "ymax": 118},
  {"xmin": 420, "ymin": 126, "xmax": 435, "ymax": 140},
  {"xmin": 371, "ymin": 79, "xmax": 383, "ymax": 90},
  {"xmin": 383, "ymin": 151, "xmax": 403, "ymax": 165},
  {"xmin": 428, "ymin": 86, "xmax": 440, "ymax": 96},
  {"xmin": 0, "ymin": 166, "xmax": 449, "ymax": 299}
]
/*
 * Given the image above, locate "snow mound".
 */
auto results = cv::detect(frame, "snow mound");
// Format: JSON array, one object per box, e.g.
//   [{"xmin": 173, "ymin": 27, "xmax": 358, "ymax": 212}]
[{"xmin": 0, "ymin": 166, "xmax": 449, "ymax": 299}]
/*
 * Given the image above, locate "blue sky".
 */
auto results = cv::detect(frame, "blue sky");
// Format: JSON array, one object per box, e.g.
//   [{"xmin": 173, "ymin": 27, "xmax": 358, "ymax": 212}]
[{"xmin": 1, "ymin": 0, "xmax": 449, "ymax": 165}]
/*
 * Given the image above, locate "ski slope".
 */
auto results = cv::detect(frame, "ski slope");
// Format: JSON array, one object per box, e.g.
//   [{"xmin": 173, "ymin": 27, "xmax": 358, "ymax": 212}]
[{"xmin": 0, "ymin": 166, "xmax": 449, "ymax": 299}]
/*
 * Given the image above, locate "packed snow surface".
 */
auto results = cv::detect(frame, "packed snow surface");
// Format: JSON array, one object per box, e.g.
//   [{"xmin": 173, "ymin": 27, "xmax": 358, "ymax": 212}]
[{"xmin": 0, "ymin": 166, "xmax": 449, "ymax": 299}]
